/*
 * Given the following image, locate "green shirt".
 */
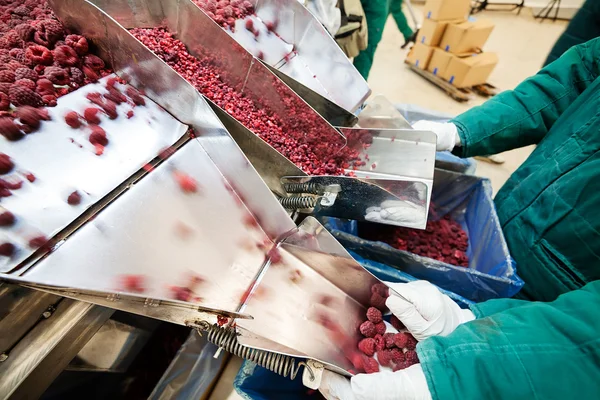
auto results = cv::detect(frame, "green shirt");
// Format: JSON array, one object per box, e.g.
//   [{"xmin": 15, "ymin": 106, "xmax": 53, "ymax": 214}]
[{"xmin": 419, "ymin": 37, "xmax": 600, "ymax": 399}]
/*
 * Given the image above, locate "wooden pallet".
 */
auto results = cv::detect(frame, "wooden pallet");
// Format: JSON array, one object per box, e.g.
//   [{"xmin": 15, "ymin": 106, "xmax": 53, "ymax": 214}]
[{"xmin": 406, "ymin": 62, "xmax": 498, "ymax": 102}]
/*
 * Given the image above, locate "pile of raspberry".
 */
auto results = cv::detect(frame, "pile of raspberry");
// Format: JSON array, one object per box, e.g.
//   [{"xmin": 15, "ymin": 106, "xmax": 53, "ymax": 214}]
[
  {"xmin": 192, "ymin": 0, "xmax": 255, "ymax": 31},
  {"xmin": 130, "ymin": 27, "xmax": 363, "ymax": 176},
  {"xmin": 0, "ymin": 0, "xmax": 111, "ymax": 141},
  {"xmin": 353, "ymin": 283, "xmax": 419, "ymax": 374},
  {"xmin": 361, "ymin": 215, "xmax": 470, "ymax": 267}
]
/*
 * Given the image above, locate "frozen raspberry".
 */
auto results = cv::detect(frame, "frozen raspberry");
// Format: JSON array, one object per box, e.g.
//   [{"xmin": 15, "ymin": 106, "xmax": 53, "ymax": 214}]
[
  {"xmin": 362, "ymin": 355, "xmax": 379, "ymax": 374},
  {"xmin": 105, "ymin": 76, "xmax": 120, "ymax": 88},
  {"xmin": 89, "ymin": 125, "xmax": 108, "ymax": 146},
  {"xmin": 1, "ymin": 178, "xmax": 23, "ymax": 190},
  {"xmin": 366, "ymin": 307, "xmax": 383, "ymax": 324},
  {"xmin": 53, "ymin": 45, "xmax": 79, "ymax": 67},
  {"xmin": 33, "ymin": 19, "xmax": 64, "ymax": 47},
  {"xmin": 64, "ymin": 111, "xmax": 81, "ymax": 128},
  {"xmin": 359, "ymin": 321, "xmax": 376, "ymax": 338},
  {"xmin": 14, "ymin": 23, "xmax": 34, "ymax": 41},
  {"xmin": 378, "ymin": 350, "xmax": 394, "ymax": 368},
  {"xmin": 390, "ymin": 315, "xmax": 405, "ymax": 331},
  {"xmin": 104, "ymin": 87, "xmax": 127, "ymax": 104},
  {"xmin": 126, "ymin": 110, "xmax": 134, "ymax": 119},
  {"xmin": 83, "ymin": 54, "xmax": 105, "ymax": 71},
  {"xmin": 86, "ymin": 91, "xmax": 104, "ymax": 107},
  {"xmin": 0, "ymin": 117, "xmax": 24, "ymax": 141},
  {"xmin": 36, "ymin": 78, "xmax": 54, "ymax": 96},
  {"xmin": 25, "ymin": 172, "xmax": 35, "ymax": 182},
  {"xmin": 83, "ymin": 107, "xmax": 102, "ymax": 124},
  {"xmin": 0, "ymin": 153, "xmax": 14, "ymax": 174},
  {"xmin": 0, "ymin": 211, "xmax": 15, "ymax": 226},
  {"xmin": 6, "ymin": 61, "xmax": 26, "ymax": 72},
  {"xmin": 245, "ymin": 19, "xmax": 254, "ymax": 31},
  {"xmin": 0, "ymin": 242, "xmax": 15, "ymax": 257},
  {"xmin": 173, "ymin": 170, "xmax": 198, "ymax": 193},
  {"xmin": 12, "ymin": 5, "xmax": 31, "ymax": 16},
  {"xmin": 169, "ymin": 285, "xmax": 192, "ymax": 301},
  {"xmin": 67, "ymin": 190, "xmax": 81, "ymax": 205},
  {"xmin": 15, "ymin": 68, "xmax": 38, "ymax": 82},
  {"xmin": 9, "ymin": 48, "xmax": 24, "ymax": 63},
  {"xmin": 374, "ymin": 334, "xmax": 385, "ymax": 352},
  {"xmin": 358, "ymin": 338, "xmax": 376, "ymax": 356},
  {"xmin": 383, "ymin": 332, "xmax": 396, "ymax": 349},
  {"xmin": 120, "ymin": 274, "xmax": 145, "ymax": 293},
  {"xmin": 0, "ymin": 83, "xmax": 11, "ymax": 94},
  {"xmin": 371, "ymin": 283, "xmax": 389, "ymax": 297},
  {"xmin": 9, "ymin": 85, "xmax": 42, "ymax": 107},
  {"xmin": 14, "ymin": 78, "xmax": 35, "ymax": 91},
  {"xmin": 82, "ymin": 66, "xmax": 99, "ymax": 82},
  {"xmin": 405, "ymin": 350, "xmax": 419, "ymax": 365},
  {"xmin": 267, "ymin": 246, "xmax": 282, "ymax": 264},
  {"xmin": 370, "ymin": 292, "xmax": 387, "ymax": 311},
  {"xmin": 69, "ymin": 67, "xmax": 84, "ymax": 84},
  {"xmin": 15, "ymin": 106, "xmax": 43, "ymax": 130},
  {"xmin": 0, "ymin": 92, "xmax": 9, "ymax": 111},
  {"xmin": 393, "ymin": 332, "xmax": 409, "ymax": 349},
  {"xmin": 405, "ymin": 333, "xmax": 418, "ymax": 350},
  {"xmin": 265, "ymin": 20, "xmax": 277, "ymax": 32},
  {"xmin": 0, "ymin": 30, "xmax": 23, "ymax": 49},
  {"xmin": 42, "ymin": 94, "xmax": 56, "ymax": 106},
  {"xmin": 65, "ymin": 34, "xmax": 88, "ymax": 56},
  {"xmin": 25, "ymin": 45, "xmax": 53, "ymax": 66},
  {"xmin": 390, "ymin": 348, "xmax": 405, "ymax": 363},
  {"xmin": 43, "ymin": 66, "xmax": 69, "ymax": 85},
  {"xmin": 28, "ymin": 235, "xmax": 48, "ymax": 249},
  {"xmin": 374, "ymin": 321, "xmax": 386, "ymax": 335},
  {"xmin": 0, "ymin": 70, "xmax": 15, "ymax": 83},
  {"xmin": 125, "ymin": 86, "xmax": 145, "ymax": 106}
]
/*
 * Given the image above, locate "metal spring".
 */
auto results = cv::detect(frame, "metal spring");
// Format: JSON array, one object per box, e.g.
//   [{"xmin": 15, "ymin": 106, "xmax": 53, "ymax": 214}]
[
  {"xmin": 283, "ymin": 182, "xmax": 321, "ymax": 195},
  {"xmin": 278, "ymin": 196, "xmax": 317, "ymax": 209},
  {"xmin": 198, "ymin": 322, "xmax": 313, "ymax": 381}
]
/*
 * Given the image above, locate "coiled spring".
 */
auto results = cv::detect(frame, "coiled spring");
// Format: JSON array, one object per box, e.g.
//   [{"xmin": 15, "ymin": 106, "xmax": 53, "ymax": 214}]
[
  {"xmin": 283, "ymin": 182, "xmax": 321, "ymax": 195},
  {"xmin": 278, "ymin": 196, "xmax": 318, "ymax": 209},
  {"xmin": 198, "ymin": 322, "xmax": 313, "ymax": 380}
]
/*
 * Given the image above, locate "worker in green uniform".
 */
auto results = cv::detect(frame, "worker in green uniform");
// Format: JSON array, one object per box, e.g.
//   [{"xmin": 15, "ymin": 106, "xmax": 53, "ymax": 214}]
[
  {"xmin": 354, "ymin": 0, "xmax": 414, "ymax": 80},
  {"xmin": 319, "ymin": 36, "xmax": 600, "ymax": 399}
]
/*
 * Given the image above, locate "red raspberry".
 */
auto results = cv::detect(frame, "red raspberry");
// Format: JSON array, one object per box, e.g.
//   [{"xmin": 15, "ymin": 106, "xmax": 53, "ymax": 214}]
[
  {"xmin": 0, "ymin": 30, "xmax": 23, "ymax": 49},
  {"xmin": 359, "ymin": 321, "xmax": 376, "ymax": 338},
  {"xmin": 173, "ymin": 170, "xmax": 198, "ymax": 193},
  {"xmin": 67, "ymin": 190, "xmax": 81, "ymax": 205},
  {"xmin": 374, "ymin": 321, "xmax": 386, "ymax": 335},
  {"xmin": 390, "ymin": 348, "xmax": 405, "ymax": 363},
  {"xmin": 36, "ymin": 78, "xmax": 54, "ymax": 96},
  {"xmin": 126, "ymin": 110, "xmax": 134, "ymax": 119},
  {"xmin": 245, "ymin": 19, "xmax": 254, "ymax": 31},
  {"xmin": 28, "ymin": 235, "xmax": 48, "ymax": 249},
  {"xmin": 82, "ymin": 65, "xmax": 99, "ymax": 82},
  {"xmin": 12, "ymin": 5, "xmax": 31, "ymax": 17},
  {"xmin": 405, "ymin": 333, "xmax": 418, "ymax": 350},
  {"xmin": 358, "ymin": 338, "xmax": 376, "ymax": 356},
  {"xmin": 9, "ymin": 85, "xmax": 42, "ymax": 107},
  {"xmin": 14, "ymin": 23, "xmax": 35, "ymax": 41},
  {"xmin": 371, "ymin": 283, "xmax": 389, "ymax": 297},
  {"xmin": 83, "ymin": 107, "xmax": 102, "ymax": 124},
  {"xmin": 0, "ymin": 92, "xmax": 9, "ymax": 111},
  {"xmin": 370, "ymin": 292, "xmax": 387, "ymax": 311},
  {"xmin": 393, "ymin": 332, "xmax": 409, "ymax": 349},
  {"xmin": 362, "ymin": 355, "xmax": 379, "ymax": 374},
  {"xmin": 15, "ymin": 106, "xmax": 43, "ymax": 130},
  {"xmin": 43, "ymin": 66, "xmax": 69, "ymax": 85},
  {"xmin": 89, "ymin": 125, "xmax": 108, "ymax": 146},
  {"xmin": 0, "ymin": 210, "xmax": 15, "ymax": 226},
  {"xmin": 25, "ymin": 172, "xmax": 35, "ymax": 182},
  {"xmin": 83, "ymin": 54, "xmax": 105, "ymax": 71},
  {"xmin": 25, "ymin": 45, "xmax": 53, "ymax": 66},
  {"xmin": 6, "ymin": 61, "xmax": 26, "ymax": 72},
  {"xmin": 9, "ymin": 48, "xmax": 25, "ymax": 63},
  {"xmin": 64, "ymin": 111, "xmax": 81, "ymax": 128},
  {"xmin": 374, "ymin": 334, "xmax": 385, "ymax": 352},
  {"xmin": 0, "ymin": 118, "xmax": 24, "ymax": 141},
  {"xmin": 120, "ymin": 274, "xmax": 145, "ymax": 293},
  {"xmin": 383, "ymin": 332, "xmax": 396, "ymax": 349},
  {"xmin": 377, "ymin": 349, "xmax": 393, "ymax": 368},
  {"xmin": 0, "ymin": 177, "xmax": 22, "ymax": 191},
  {"xmin": 42, "ymin": 94, "xmax": 56, "ymax": 106},
  {"xmin": 0, "ymin": 83, "xmax": 11, "ymax": 94},
  {"xmin": 15, "ymin": 68, "xmax": 38, "ymax": 82},
  {"xmin": 0, "ymin": 70, "xmax": 15, "ymax": 83},
  {"xmin": 65, "ymin": 34, "xmax": 88, "ymax": 56},
  {"xmin": 366, "ymin": 307, "xmax": 383, "ymax": 324},
  {"xmin": 169, "ymin": 285, "xmax": 192, "ymax": 301},
  {"xmin": 390, "ymin": 315, "xmax": 405, "ymax": 331},
  {"xmin": 14, "ymin": 78, "xmax": 35, "ymax": 91},
  {"xmin": 125, "ymin": 86, "xmax": 145, "ymax": 106},
  {"xmin": 33, "ymin": 19, "xmax": 64, "ymax": 47},
  {"xmin": 405, "ymin": 350, "xmax": 419, "ymax": 366},
  {"xmin": 69, "ymin": 67, "xmax": 84, "ymax": 84},
  {"xmin": 86, "ymin": 91, "xmax": 104, "ymax": 107},
  {"xmin": 53, "ymin": 45, "xmax": 79, "ymax": 67},
  {"xmin": 267, "ymin": 246, "xmax": 282, "ymax": 264},
  {"xmin": 104, "ymin": 87, "xmax": 127, "ymax": 104},
  {"xmin": 0, "ymin": 153, "xmax": 14, "ymax": 174},
  {"xmin": 0, "ymin": 242, "xmax": 15, "ymax": 257}
]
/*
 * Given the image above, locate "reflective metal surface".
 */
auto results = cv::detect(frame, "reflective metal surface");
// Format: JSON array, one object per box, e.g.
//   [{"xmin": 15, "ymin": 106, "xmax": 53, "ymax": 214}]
[{"xmin": 357, "ymin": 95, "xmax": 413, "ymax": 130}]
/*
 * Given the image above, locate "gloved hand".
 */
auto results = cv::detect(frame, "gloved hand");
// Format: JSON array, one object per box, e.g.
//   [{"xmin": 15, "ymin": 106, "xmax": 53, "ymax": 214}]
[
  {"xmin": 319, "ymin": 364, "xmax": 432, "ymax": 400},
  {"xmin": 386, "ymin": 280, "xmax": 475, "ymax": 341},
  {"xmin": 412, "ymin": 120, "xmax": 461, "ymax": 152}
]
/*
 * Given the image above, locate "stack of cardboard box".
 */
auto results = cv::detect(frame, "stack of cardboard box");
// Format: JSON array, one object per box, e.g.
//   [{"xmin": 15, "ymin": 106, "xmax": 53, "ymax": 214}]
[{"xmin": 406, "ymin": 0, "xmax": 498, "ymax": 88}]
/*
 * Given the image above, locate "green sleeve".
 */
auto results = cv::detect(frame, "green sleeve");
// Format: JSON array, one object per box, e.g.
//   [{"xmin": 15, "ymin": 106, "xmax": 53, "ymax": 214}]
[
  {"xmin": 451, "ymin": 37, "xmax": 600, "ymax": 158},
  {"xmin": 417, "ymin": 281, "xmax": 600, "ymax": 400}
]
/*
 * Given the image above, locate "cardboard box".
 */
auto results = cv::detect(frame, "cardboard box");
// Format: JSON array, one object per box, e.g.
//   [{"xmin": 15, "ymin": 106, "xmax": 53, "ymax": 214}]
[
  {"xmin": 423, "ymin": 0, "xmax": 471, "ymax": 21},
  {"xmin": 427, "ymin": 48, "xmax": 454, "ymax": 78},
  {"xmin": 439, "ymin": 18, "xmax": 495, "ymax": 54},
  {"xmin": 406, "ymin": 43, "xmax": 434, "ymax": 70},
  {"xmin": 417, "ymin": 19, "xmax": 461, "ymax": 46},
  {"xmin": 444, "ymin": 52, "xmax": 498, "ymax": 88}
]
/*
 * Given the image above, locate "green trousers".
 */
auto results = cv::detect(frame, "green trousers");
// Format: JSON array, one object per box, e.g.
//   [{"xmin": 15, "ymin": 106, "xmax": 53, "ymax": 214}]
[{"xmin": 354, "ymin": 0, "xmax": 414, "ymax": 79}]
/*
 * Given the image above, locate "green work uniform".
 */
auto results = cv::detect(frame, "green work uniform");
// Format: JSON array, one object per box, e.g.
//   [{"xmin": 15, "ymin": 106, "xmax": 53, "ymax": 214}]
[
  {"xmin": 417, "ymin": 37, "xmax": 600, "ymax": 398},
  {"xmin": 354, "ymin": 0, "xmax": 413, "ymax": 79}
]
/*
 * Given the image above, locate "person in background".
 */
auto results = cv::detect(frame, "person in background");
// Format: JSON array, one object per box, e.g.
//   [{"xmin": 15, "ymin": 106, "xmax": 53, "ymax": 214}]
[
  {"xmin": 354, "ymin": 0, "xmax": 414, "ymax": 79},
  {"xmin": 319, "ymin": 36, "xmax": 600, "ymax": 399}
]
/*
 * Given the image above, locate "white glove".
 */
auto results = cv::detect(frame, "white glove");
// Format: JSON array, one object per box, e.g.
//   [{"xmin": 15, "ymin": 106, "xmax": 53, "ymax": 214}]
[
  {"xmin": 319, "ymin": 365, "xmax": 432, "ymax": 400},
  {"xmin": 386, "ymin": 280, "xmax": 475, "ymax": 341},
  {"xmin": 412, "ymin": 120, "xmax": 461, "ymax": 152},
  {"xmin": 365, "ymin": 200, "xmax": 425, "ymax": 228}
]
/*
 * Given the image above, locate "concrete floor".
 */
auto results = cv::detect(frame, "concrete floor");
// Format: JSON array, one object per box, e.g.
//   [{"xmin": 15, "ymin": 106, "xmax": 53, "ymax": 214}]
[{"xmin": 209, "ymin": 7, "xmax": 569, "ymax": 400}]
